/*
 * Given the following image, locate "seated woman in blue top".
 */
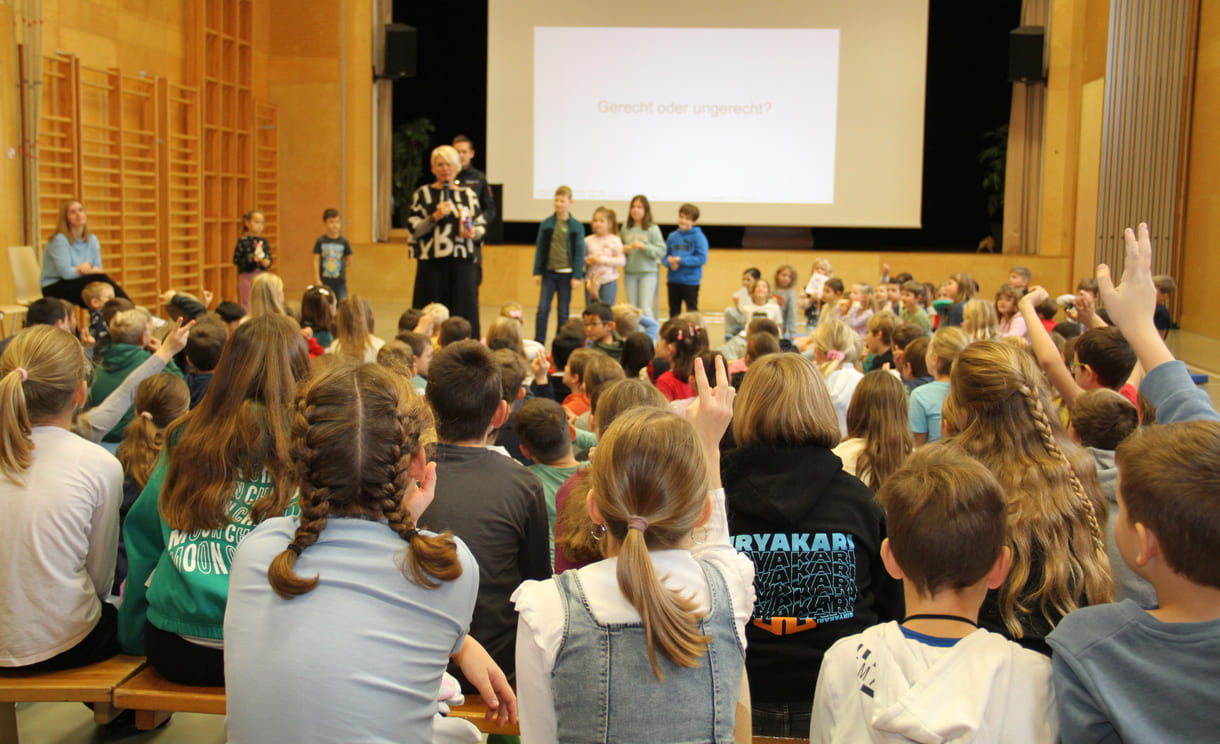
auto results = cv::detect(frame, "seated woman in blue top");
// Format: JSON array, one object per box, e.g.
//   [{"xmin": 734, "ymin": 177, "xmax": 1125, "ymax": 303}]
[{"xmin": 40, "ymin": 199, "xmax": 129, "ymax": 307}]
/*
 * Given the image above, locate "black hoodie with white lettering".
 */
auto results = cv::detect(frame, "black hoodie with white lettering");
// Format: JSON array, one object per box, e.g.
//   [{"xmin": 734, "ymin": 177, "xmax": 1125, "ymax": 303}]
[{"xmin": 722, "ymin": 440, "xmax": 904, "ymax": 708}]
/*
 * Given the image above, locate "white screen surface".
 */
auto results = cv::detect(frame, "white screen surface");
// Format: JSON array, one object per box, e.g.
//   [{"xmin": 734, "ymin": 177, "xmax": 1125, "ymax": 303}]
[
  {"xmin": 533, "ymin": 27, "xmax": 840, "ymax": 205},
  {"xmin": 489, "ymin": 0, "xmax": 929, "ymax": 227}
]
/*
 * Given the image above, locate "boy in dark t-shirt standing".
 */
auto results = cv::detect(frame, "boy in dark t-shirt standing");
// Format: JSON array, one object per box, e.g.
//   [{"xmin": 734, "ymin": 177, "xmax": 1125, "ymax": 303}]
[{"xmin": 313, "ymin": 208, "xmax": 353, "ymax": 300}]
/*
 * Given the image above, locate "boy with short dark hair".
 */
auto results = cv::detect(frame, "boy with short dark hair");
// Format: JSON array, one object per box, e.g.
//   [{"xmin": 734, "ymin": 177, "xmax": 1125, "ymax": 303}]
[
  {"xmin": 664, "ymin": 203, "xmax": 708, "ymax": 318},
  {"xmin": 1008, "ymin": 266, "xmax": 1032, "ymax": 291},
  {"xmin": 533, "ymin": 185, "xmax": 585, "ymax": 344},
  {"xmin": 560, "ymin": 347, "xmax": 597, "ymax": 419},
  {"xmin": 581, "ymin": 302, "xmax": 622, "ymax": 361},
  {"xmin": 215, "ymin": 300, "xmax": 246, "ymax": 335},
  {"xmin": 421, "ymin": 340, "xmax": 549, "ymax": 685},
  {"xmin": 184, "ymin": 317, "xmax": 227, "ymax": 409},
  {"xmin": 1047, "ymin": 224, "xmax": 1220, "ymax": 743},
  {"xmin": 1152, "ymin": 274, "xmax": 1176, "ymax": 338},
  {"xmin": 548, "ymin": 331, "xmax": 585, "ymax": 401},
  {"xmin": 514, "ymin": 397, "xmax": 582, "ymax": 563},
  {"xmin": 313, "ymin": 208, "xmax": 353, "ymax": 300},
  {"xmin": 438, "ymin": 316, "xmax": 473, "ymax": 346},
  {"xmin": 899, "ymin": 336, "xmax": 933, "ymax": 392},
  {"xmin": 812, "ymin": 446, "xmax": 1055, "ymax": 743}
]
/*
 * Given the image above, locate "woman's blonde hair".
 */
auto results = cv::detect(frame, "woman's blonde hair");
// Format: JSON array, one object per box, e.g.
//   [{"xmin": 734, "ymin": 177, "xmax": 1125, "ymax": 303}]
[
  {"xmin": 485, "ymin": 316, "xmax": 525, "ymax": 358},
  {"xmin": 268, "ymin": 363, "xmax": 460, "ymax": 597},
  {"xmin": 811, "ymin": 318, "xmax": 862, "ymax": 376},
  {"xmin": 961, "ymin": 299, "xmax": 1000, "ymax": 342},
  {"xmin": 947, "ymin": 340, "xmax": 1113, "ymax": 637},
  {"xmin": 590, "ymin": 407, "xmax": 711, "ymax": 680},
  {"xmin": 845, "ymin": 370, "xmax": 913, "ymax": 491},
  {"xmin": 117, "ymin": 374, "xmax": 190, "ymax": 489},
  {"xmin": 0, "ymin": 326, "xmax": 91, "ymax": 484},
  {"xmin": 734, "ymin": 354, "xmax": 840, "ymax": 448},
  {"xmin": 249, "ymin": 272, "xmax": 286, "ymax": 318},
  {"xmin": 55, "ymin": 199, "xmax": 90, "ymax": 241},
  {"xmin": 431, "ymin": 144, "xmax": 461, "ymax": 170}
]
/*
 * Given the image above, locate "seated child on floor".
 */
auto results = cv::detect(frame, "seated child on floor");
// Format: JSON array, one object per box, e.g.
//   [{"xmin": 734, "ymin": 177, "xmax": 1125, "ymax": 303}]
[{"xmin": 812, "ymin": 446, "xmax": 1056, "ymax": 744}]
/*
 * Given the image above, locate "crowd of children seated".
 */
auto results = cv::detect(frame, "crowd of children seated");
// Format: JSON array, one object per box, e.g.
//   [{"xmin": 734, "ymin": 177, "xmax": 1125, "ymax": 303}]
[{"xmin": 2, "ymin": 214, "xmax": 1216, "ymax": 744}]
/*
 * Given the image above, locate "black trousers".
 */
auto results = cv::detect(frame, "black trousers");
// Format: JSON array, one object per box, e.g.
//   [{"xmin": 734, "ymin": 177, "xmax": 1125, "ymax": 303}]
[
  {"xmin": 42, "ymin": 274, "xmax": 130, "ymax": 308},
  {"xmin": 7, "ymin": 602, "xmax": 120, "ymax": 672},
  {"xmin": 412, "ymin": 257, "xmax": 481, "ymax": 339},
  {"xmin": 144, "ymin": 621, "xmax": 225, "ymax": 686},
  {"xmin": 668, "ymin": 282, "xmax": 700, "ymax": 318}
]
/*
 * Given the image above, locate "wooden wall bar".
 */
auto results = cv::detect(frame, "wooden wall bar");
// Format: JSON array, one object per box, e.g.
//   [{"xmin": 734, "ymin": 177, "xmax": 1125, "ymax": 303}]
[{"xmin": 1181, "ymin": 0, "xmax": 1220, "ymax": 336}]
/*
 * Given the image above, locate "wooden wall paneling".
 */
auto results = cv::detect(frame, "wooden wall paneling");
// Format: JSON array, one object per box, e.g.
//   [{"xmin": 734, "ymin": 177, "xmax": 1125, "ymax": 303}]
[
  {"xmin": 38, "ymin": 55, "xmax": 81, "ymax": 249},
  {"xmin": 77, "ymin": 66, "xmax": 124, "ymax": 293},
  {"xmin": 254, "ymin": 102, "xmax": 279, "ymax": 252},
  {"xmin": 117, "ymin": 72, "xmax": 160, "ymax": 307},
  {"xmin": 158, "ymin": 79, "xmax": 204, "ymax": 295}
]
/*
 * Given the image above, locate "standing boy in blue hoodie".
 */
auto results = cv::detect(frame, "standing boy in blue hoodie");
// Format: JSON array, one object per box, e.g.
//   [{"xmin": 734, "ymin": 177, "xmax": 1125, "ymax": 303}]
[{"xmin": 665, "ymin": 203, "xmax": 708, "ymax": 318}]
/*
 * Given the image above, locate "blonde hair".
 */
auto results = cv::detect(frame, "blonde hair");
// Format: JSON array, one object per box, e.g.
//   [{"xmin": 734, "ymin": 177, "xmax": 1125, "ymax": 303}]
[
  {"xmin": 947, "ymin": 340, "xmax": 1113, "ymax": 637},
  {"xmin": 845, "ymin": 371, "xmax": 913, "ymax": 491},
  {"xmin": 734, "ymin": 354, "xmax": 840, "ymax": 448},
  {"xmin": 334, "ymin": 296, "xmax": 374, "ymax": 361},
  {"xmin": 961, "ymin": 299, "xmax": 1000, "ymax": 342},
  {"xmin": 811, "ymin": 318, "xmax": 862, "ymax": 376},
  {"xmin": 927, "ymin": 326, "xmax": 969, "ymax": 377},
  {"xmin": 948, "ymin": 272, "xmax": 978, "ymax": 302},
  {"xmin": 431, "ymin": 144, "xmax": 461, "ymax": 169},
  {"xmin": 108, "ymin": 307, "xmax": 153, "ymax": 346},
  {"xmin": 249, "ymin": 272, "xmax": 287, "ymax": 318},
  {"xmin": 117, "ymin": 374, "xmax": 190, "ymax": 488},
  {"xmin": 0, "ymin": 326, "xmax": 91, "ymax": 483},
  {"xmin": 612, "ymin": 303, "xmax": 642, "ymax": 335},
  {"xmin": 589, "ymin": 408, "xmax": 711, "ymax": 680},
  {"xmin": 499, "ymin": 302, "xmax": 525, "ymax": 323}
]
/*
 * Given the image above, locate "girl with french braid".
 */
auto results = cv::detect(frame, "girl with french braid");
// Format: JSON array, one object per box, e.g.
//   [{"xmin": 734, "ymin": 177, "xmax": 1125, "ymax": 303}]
[
  {"xmin": 224, "ymin": 363, "xmax": 515, "ymax": 742},
  {"xmin": 945, "ymin": 340, "xmax": 1113, "ymax": 655}
]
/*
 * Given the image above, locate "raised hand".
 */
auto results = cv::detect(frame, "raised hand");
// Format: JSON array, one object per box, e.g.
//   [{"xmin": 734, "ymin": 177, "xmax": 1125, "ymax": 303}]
[{"xmin": 1097, "ymin": 222, "xmax": 1157, "ymax": 332}]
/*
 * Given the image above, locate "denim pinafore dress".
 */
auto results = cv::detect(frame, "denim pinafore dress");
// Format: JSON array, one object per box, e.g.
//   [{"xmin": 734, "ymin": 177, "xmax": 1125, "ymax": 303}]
[{"xmin": 550, "ymin": 559, "xmax": 744, "ymax": 744}]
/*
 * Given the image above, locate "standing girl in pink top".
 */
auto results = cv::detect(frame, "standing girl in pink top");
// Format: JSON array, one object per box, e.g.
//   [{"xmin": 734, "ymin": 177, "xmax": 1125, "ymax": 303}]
[{"xmin": 584, "ymin": 207, "xmax": 625, "ymax": 305}]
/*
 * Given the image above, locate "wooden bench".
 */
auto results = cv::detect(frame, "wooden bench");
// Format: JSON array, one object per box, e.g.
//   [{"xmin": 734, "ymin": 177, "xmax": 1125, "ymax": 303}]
[
  {"xmin": 446, "ymin": 694, "xmax": 521, "ymax": 736},
  {"xmin": 0, "ymin": 654, "xmax": 145, "ymax": 744},
  {"xmin": 111, "ymin": 666, "xmax": 225, "ymax": 731}
]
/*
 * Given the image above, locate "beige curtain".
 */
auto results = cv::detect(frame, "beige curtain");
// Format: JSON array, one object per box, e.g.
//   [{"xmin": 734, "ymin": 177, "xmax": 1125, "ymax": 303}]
[
  {"xmin": 373, "ymin": 0, "xmax": 393, "ymax": 241},
  {"xmin": 17, "ymin": 0, "xmax": 44, "ymax": 248},
  {"xmin": 1002, "ymin": 0, "xmax": 1049, "ymax": 255}
]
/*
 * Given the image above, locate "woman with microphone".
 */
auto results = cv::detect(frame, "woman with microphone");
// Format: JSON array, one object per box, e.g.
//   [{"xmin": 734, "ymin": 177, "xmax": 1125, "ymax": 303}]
[{"xmin": 407, "ymin": 145, "xmax": 486, "ymax": 336}]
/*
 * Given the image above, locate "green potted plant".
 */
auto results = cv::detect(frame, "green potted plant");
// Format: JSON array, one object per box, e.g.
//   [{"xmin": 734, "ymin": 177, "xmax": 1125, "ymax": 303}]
[
  {"xmin": 392, "ymin": 117, "xmax": 435, "ymax": 226},
  {"xmin": 977, "ymin": 124, "xmax": 1007, "ymax": 252}
]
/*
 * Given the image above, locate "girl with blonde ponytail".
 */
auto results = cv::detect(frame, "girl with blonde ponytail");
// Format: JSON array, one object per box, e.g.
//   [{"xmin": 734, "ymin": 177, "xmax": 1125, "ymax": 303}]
[
  {"xmin": 945, "ymin": 340, "xmax": 1114, "ymax": 654},
  {"xmin": 514, "ymin": 357, "xmax": 754, "ymax": 744},
  {"xmin": 224, "ymin": 362, "xmax": 515, "ymax": 741},
  {"xmin": 0, "ymin": 326, "xmax": 125, "ymax": 670},
  {"xmin": 808, "ymin": 317, "xmax": 863, "ymax": 436}
]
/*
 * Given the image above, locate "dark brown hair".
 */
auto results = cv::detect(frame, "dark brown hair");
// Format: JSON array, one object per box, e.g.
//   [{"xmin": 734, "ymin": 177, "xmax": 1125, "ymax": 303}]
[
  {"xmin": 1071, "ymin": 389, "xmax": 1139, "ymax": 451},
  {"xmin": 845, "ymin": 371, "xmax": 913, "ymax": 491},
  {"xmin": 1074, "ymin": 327, "xmax": 1136, "ymax": 390},
  {"xmin": 426, "ymin": 340, "xmax": 501, "ymax": 443},
  {"xmin": 267, "ymin": 363, "xmax": 460, "ymax": 597},
  {"xmin": 514, "ymin": 398, "xmax": 571, "ymax": 464}
]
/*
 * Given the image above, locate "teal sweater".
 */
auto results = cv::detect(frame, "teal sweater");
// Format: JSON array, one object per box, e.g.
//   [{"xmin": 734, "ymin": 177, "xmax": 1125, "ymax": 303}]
[
  {"xmin": 89, "ymin": 343, "xmax": 182, "ymax": 442},
  {"xmin": 620, "ymin": 224, "xmax": 665, "ymax": 274},
  {"xmin": 117, "ymin": 452, "xmax": 296, "ymax": 653}
]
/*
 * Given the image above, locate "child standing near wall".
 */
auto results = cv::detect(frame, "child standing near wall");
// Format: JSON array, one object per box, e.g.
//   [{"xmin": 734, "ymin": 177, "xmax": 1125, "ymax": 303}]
[
  {"xmin": 313, "ymin": 208, "xmax": 353, "ymax": 301},
  {"xmin": 232, "ymin": 209, "xmax": 271, "ymax": 312},
  {"xmin": 533, "ymin": 186, "xmax": 585, "ymax": 345}
]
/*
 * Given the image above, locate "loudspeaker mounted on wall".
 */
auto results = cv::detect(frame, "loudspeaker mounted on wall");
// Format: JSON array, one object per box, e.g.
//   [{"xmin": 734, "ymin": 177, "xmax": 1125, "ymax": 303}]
[
  {"xmin": 1008, "ymin": 26, "xmax": 1046, "ymax": 84},
  {"xmin": 381, "ymin": 24, "xmax": 417, "ymax": 80}
]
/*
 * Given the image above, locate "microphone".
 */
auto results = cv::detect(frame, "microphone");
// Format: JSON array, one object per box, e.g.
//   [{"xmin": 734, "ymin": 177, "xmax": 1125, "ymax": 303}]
[{"xmin": 441, "ymin": 183, "xmax": 452, "ymax": 205}]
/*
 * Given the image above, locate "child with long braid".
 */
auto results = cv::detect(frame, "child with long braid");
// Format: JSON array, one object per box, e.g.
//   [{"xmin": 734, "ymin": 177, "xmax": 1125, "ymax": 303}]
[
  {"xmin": 514, "ymin": 358, "xmax": 755, "ymax": 743},
  {"xmin": 224, "ymin": 363, "xmax": 514, "ymax": 742},
  {"xmin": 944, "ymin": 340, "xmax": 1113, "ymax": 654}
]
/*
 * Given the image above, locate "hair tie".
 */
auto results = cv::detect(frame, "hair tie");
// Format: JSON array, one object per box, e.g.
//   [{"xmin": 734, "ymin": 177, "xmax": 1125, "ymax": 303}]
[
  {"xmin": 139, "ymin": 411, "xmax": 153, "ymax": 421},
  {"xmin": 677, "ymin": 330, "xmax": 683, "ymax": 341},
  {"xmin": 826, "ymin": 349, "xmax": 845, "ymax": 362},
  {"xmin": 627, "ymin": 515, "xmax": 649, "ymax": 532},
  {"xmin": 14, "ymin": 367, "xmax": 28, "ymax": 382},
  {"xmin": 286, "ymin": 543, "xmax": 302, "ymax": 556},
  {"xmin": 404, "ymin": 528, "xmax": 420, "ymax": 540},
  {"xmin": 508, "ymin": 309, "xmax": 522, "ymax": 319}
]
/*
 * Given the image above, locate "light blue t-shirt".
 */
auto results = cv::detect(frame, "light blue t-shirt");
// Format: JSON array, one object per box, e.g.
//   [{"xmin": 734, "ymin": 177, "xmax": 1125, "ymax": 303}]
[
  {"xmin": 908, "ymin": 380, "xmax": 950, "ymax": 442},
  {"xmin": 224, "ymin": 517, "xmax": 478, "ymax": 744}
]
